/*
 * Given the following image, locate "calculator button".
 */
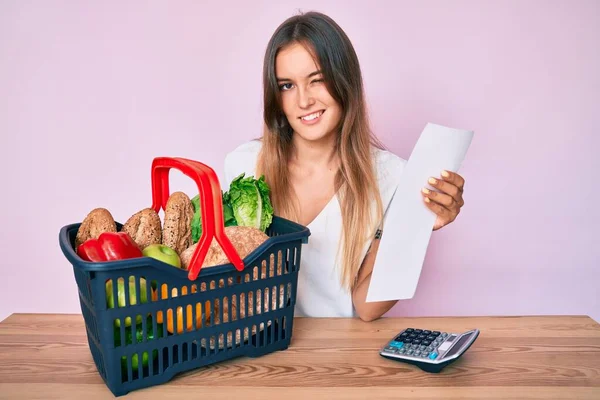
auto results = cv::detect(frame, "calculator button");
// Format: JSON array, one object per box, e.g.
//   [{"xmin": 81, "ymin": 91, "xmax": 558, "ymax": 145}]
[
  {"xmin": 428, "ymin": 352, "xmax": 438, "ymax": 360},
  {"xmin": 441, "ymin": 332, "xmax": 448, "ymax": 337},
  {"xmin": 414, "ymin": 329, "xmax": 423, "ymax": 333},
  {"xmin": 419, "ymin": 345, "xmax": 426, "ymax": 350},
  {"xmin": 404, "ymin": 338, "xmax": 412, "ymax": 344},
  {"xmin": 418, "ymin": 334, "xmax": 426, "ymax": 339},
  {"xmin": 384, "ymin": 346, "xmax": 396, "ymax": 352},
  {"xmin": 422, "ymin": 340, "xmax": 431, "ymax": 346},
  {"xmin": 390, "ymin": 341, "xmax": 404, "ymax": 349},
  {"xmin": 426, "ymin": 335, "xmax": 436, "ymax": 341},
  {"xmin": 405, "ymin": 328, "xmax": 414, "ymax": 333},
  {"xmin": 413, "ymin": 339, "xmax": 422, "ymax": 345},
  {"xmin": 426, "ymin": 346, "xmax": 433, "ymax": 352},
  {"xmin": 406, "ymin": 350, "xmax": 414, "ymax": 355},
  {"xmin": 438, "ymin": 341, "xmax": 453, "ymax": 352},
  {"xmin": 423, "ymin": 330, "xmax": 431, "ymax": 335},
  {"xmin": 432, "ymin": 331, "xmax": 440, "ymax": 336},
  {"xmin": 409, "ymin": 333, "xmax": 417, "ymax": 338}
]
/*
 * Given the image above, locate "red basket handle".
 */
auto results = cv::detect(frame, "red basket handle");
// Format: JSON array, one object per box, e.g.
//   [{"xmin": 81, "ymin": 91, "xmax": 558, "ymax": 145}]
[{"xmin": 150, "ymin": 157, "xmax": 244, "ymax": 280}]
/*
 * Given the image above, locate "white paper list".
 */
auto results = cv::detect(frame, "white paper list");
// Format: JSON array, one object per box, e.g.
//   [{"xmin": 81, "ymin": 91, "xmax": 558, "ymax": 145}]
[{"xmin": 366, "ymin": 123, "xmax": 474, "ymax": 302}]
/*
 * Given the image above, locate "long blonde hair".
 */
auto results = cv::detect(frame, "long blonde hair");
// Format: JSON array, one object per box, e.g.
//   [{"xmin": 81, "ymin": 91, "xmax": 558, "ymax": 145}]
[{"xmin": 257, "ymin": 11, "xmax": 385, "ymax": 292}]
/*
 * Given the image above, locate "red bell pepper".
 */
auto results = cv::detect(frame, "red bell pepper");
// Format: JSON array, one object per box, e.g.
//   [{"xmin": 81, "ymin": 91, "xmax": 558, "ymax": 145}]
[{"xmin": 77, "ymin": 231, "xmax": 143, "ymax": 262}]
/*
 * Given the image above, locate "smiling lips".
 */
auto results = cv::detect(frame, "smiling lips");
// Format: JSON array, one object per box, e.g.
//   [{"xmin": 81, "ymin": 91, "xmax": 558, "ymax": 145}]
[{"xmin": 299, "ymin": 110, "xmax": 325, "ymax": 125}]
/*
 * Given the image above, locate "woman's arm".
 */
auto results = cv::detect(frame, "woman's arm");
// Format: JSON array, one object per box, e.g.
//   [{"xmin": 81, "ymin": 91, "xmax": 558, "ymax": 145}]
[
  {"xmin": 352, "ymin": 170, "xmax": 467, "ymax": 321},
  {"xmin": 351, "ymin": 236, "xmax": 398, "ymax": 322}
]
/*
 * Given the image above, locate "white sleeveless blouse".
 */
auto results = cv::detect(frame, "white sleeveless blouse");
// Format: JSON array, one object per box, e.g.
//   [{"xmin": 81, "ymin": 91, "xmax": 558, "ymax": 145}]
[{"xmin": 223, "ymin": 140, "xmax": 406, "ymax": 317}]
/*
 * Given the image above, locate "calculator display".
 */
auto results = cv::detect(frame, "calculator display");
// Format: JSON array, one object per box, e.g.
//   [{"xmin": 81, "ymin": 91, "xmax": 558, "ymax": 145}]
[{"xmin": 444, "ymin": 333, "xmax": 472, "ymax": 357}]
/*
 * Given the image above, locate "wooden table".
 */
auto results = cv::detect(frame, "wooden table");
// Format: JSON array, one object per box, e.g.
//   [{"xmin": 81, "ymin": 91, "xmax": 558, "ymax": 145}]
[{"xmin": 0, "ymin": 314, "xmax": 599, "ymax": 399}]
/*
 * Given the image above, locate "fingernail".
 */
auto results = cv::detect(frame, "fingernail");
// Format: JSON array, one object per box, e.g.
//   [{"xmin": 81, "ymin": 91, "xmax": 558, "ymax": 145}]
[
  {"xmin": 424, "ymin": 197, "xmax": 431, "ymax": 203},
  {"xmin": 428, "ymin": 177, "xmax": 438, "ymax": 185},
  {"xmin": 422, "ymin": 188, "xmax": 430, "ymax": 194},
  {"xmin": 441, "ymin": 170, "xmax": 450, "ymax": 178}
]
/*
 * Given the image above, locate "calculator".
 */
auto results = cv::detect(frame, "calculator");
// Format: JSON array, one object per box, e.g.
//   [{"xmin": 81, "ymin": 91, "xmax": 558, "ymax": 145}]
[{"xmin": 380, "ymin": 327, "xmax": 480, "ymax": 373}]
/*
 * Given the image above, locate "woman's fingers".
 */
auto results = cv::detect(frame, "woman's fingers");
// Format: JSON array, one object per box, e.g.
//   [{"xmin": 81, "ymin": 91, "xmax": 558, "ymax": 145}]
[
  {"xmin": 440, "ymin": 170, "xmax": 465, "ymax": 191},
  {"xmin": 427, "ymin": 173, "xmax": 464, "ymax": 206},
  {"xmin": 423, "ymin": 195, "xmax": 457, "ymax": 230},
  {"xmin": 421, "ymin": 187, "xmax": 457, "ymax": 209},
  {"xmin": 422, "ymin": 170, "xmax": 466, "ymax": 230}
]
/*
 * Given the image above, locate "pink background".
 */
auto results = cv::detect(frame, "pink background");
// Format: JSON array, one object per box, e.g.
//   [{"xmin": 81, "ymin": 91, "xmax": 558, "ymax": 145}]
[{"xmin": 1, "ymin": 1, "xmax": 598, "ymax": 323}]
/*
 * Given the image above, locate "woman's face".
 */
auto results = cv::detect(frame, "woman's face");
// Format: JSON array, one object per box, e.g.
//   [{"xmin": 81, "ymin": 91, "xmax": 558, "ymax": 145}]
[{"xmin": 275, "ymin": 42, "xmax": 342, "ymax": 143}]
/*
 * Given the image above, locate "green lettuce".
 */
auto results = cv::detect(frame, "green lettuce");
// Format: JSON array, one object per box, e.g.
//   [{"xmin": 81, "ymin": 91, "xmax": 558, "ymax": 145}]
[
  {"xmin": 255, "ymin": 175, "xmax": 274, "ymax": 231},
  {"xmin": 191, "ymin": 191, "xmax": 238, "ymax": 244},
  {"xmin": 190, "ymin": 173, "xmax": 273, "ymax": 243},
  {"xmin": 227, "ymin": 173, "xmax": 274, "ymax": 231},
  {"xmin": 191, "ymin": 195, "xmax": 202, "ymax": 244},
  {"xmin": 222, "ymin": 191, "xmax": 238, "ymax": 228}
]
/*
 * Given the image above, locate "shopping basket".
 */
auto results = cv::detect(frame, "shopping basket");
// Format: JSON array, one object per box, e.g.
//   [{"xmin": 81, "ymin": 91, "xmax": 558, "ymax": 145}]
[{"xmin": 58, "ymin": 157, "xmax": 311, "ymax": 397}]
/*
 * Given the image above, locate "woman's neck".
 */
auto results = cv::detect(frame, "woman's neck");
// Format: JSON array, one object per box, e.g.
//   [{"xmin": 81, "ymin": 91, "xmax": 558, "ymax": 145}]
[{"xmin": 290, "ymin": 132, "xmax": 339, "ymax": 170}]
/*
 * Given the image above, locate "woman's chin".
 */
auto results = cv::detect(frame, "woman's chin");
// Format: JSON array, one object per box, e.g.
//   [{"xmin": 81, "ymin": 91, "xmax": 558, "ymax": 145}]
[{"xmin": 292, "ymin": 127, "xmax": 337, "ymax": 143}]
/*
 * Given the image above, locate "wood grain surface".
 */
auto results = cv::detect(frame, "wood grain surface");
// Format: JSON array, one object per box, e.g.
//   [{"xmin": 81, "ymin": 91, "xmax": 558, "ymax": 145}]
[{"xmin": 1, "ymin": 313, "xmax": 599, "ymax": 399}]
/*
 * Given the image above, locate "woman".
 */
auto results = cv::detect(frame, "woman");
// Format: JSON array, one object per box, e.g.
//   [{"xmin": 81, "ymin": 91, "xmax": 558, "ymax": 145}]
[{"xmin": 224, "ymin": 11, "xmax": 465, "ymax": 321}]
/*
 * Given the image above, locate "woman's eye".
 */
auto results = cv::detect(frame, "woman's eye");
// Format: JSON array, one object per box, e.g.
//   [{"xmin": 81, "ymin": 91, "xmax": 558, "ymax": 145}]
[
  {"xmin": 279, "ymin": 83, "xmax": 293, "ymax": 91},
  {"xmin": 311, "ymin": 78, "xmax": 324, "ymax": 84}
]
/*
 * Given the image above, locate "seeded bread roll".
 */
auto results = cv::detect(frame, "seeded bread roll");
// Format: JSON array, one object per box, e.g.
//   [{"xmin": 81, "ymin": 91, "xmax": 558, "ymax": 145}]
[
  {"xmin": 162, "ymin": 191, "xmax": 194, "ymax": 255},
  {"xmin": 75, "ymin": 208, "xmax": 117, "ymax": 249},
  {"xmin": 121, "ymin": 208, "xmax": 162, "ymax": 249},
  {"xmin": 180, "ymin": 226, "xmax": 270, "ymax": 269}
]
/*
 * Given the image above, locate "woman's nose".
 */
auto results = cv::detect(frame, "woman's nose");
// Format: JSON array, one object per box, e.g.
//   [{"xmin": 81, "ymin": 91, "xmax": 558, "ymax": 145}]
[{"xmin": 297, "ymin": 86, "xmax": 315, "ymax": 109}]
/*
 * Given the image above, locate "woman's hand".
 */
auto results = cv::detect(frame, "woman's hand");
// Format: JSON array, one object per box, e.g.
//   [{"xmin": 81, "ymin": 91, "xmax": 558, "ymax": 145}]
[{"xmin": 421, "ymin": 170, "xmax": 465, "ymax": 231}]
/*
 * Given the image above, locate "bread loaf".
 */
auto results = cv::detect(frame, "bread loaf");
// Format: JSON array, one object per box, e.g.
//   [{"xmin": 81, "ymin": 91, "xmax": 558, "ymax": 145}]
[
  {"xmin": 162, "ymin": 191, "xmax": 194, "ymax": 255},
  {"xmin": 75, "ymin": 208, "xmax": 117, "ymax": 249},
  {"xmin": 121, "ymin": 208, "xmax": 162, "ymax": 249}
]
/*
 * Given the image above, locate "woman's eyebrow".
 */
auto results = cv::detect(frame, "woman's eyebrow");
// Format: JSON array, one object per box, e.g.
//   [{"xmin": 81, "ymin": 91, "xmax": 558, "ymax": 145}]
[{"xmin": 276, "ymin": 70, "xmax": 322, "ymax": 82}]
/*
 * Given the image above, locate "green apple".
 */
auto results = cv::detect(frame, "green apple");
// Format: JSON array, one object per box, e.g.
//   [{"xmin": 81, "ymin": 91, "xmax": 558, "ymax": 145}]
[
  {"xmin": 142, "ymin": 244, "xmax": 181, "ymax": 268},
  {"xmin": 105, "ymin": 276, "xmax": 149, "ymax": 327}
]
